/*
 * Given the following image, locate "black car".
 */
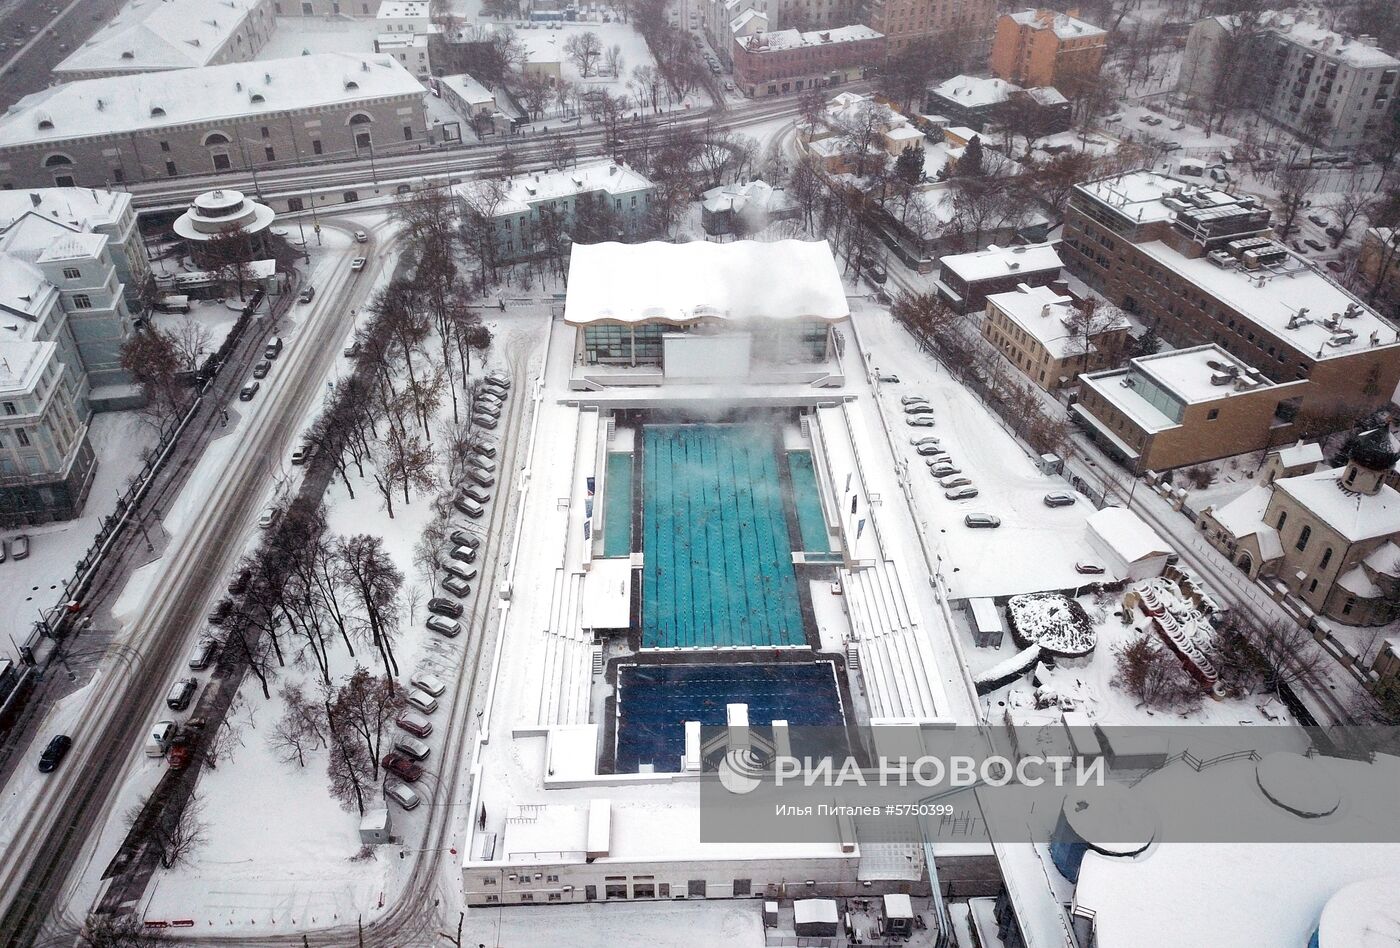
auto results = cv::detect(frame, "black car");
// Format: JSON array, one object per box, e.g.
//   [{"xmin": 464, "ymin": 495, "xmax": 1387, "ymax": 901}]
[
  {"xmin": 252, "ymin": 360, "xmax": 271, "ymax": 379},
  {"xmin": 38, "ymin": 734, "xmax": 72, "ymax": 773},
  {"xmin": 207, "ymin": 598, "xmax": 235, "ymax": 625},
  {"xmin": 227, "ymin": 568, "xmax": 251, "ymax": 595},
  {"xmin": 428, "ymin": 597, "xmax": 464, "ymax": 618}
]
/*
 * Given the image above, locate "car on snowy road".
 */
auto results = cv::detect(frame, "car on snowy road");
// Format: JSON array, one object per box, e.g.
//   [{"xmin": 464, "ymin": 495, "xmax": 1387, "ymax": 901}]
[
  {"xmin": 38, "ymin": 735, "xmax": 72, "ymax": 773},
  {"xmin": 351, "ymin": 257, "xmax": 366, "ymax": 272},
  {"xmin": 910, "ymin": 435, "xmax": 940, "ymax": 447},
  {"xmin": 426, "ymin": 615, "xmax": 461, "ymax": 637},
  {"xmin": 903, "ymin": 404, "xmax": 935, "ymax": 415},
  {"xmin": 915, "ymin": 443, "xmax": 946, "ymax": 456},
  {"xmin": 901, "ymin": 395, "xmax": 928, "ymax": 406},
  {"xmin": 381, "ymin": 752, "xmax": 423, "ymax": 783},
  {"xmin": 397, "ymin": 711, "xmax": 433, "ymax": 738},
  {"xmin": 964, "ymin": 514, "xmax": 1001, "ymax": 528},
  {"xmin": 944, "ymin": 485, "xmax": 979, "ymax": 500},
  {"xmin": 1043, "ymin": 491, "xmax": 1076, "ymax": 507},
  {"xmin": 877, "ymin": 371, "xmax": 900, "ymax": 383},
  {"xmin": 907, "ymin": 416, "xmax": 935, "ymax": 427},
  {"xmin": 940, "ymin": 474, "xmax": 972, "ymax": 489},
  {"xmin": 384, "ymin": 781, "xmax": 421, "ymax": 810},
  {"xmin": 428, "ymin": 597, "xmax": 463, "ymax": 618}
]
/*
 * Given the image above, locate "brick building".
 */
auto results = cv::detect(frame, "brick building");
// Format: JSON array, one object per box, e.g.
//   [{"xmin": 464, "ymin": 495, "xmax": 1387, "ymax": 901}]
[
  {"xmin": 937, "ymin": 242, "xmax": 1061, "ymax": 313},
  {"xmin": 981, "ymin": 282, "xmax": 1128, "ymax": 391},
  {"xmin": 1062, "ymin": 171, "xmax": 1400, "ymax": 433},
  {"xmin": 989, "ymin": 8, "xmax": 1106, "ymax": 90},
  {"xmin": 733, "ymin": 26, "xmax": 884, "ymax": 98},
  {"xmin": 863, "ymin": 0, "xmax": 994, "ymax": 57},
  {"xmin": 0, "ymin": 53, "xmax": 428, "ymax": 190}
]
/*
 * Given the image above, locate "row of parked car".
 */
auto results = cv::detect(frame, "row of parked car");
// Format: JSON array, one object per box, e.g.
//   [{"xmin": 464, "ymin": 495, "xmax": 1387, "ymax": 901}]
[
  {"xmin": 469, "ymin": 374, "xmax": 510, "ymax": 431},
  {"xmin": 902, "ymin": 394, "xmax": 999, "ymax": 527},
  {"xmin": 239, "ymin": 335, "xmax": 284, "ymax": 402},
  {"xmin": 380, "ymin": 670, "xmax": 449, "ymax": 810}
]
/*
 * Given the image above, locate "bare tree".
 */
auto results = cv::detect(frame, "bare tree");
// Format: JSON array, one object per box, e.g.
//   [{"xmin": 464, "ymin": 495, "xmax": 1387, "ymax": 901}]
[
  {"xmin": 333, "ymin": 666, "xmax": 407, "ymax": 781},
  {"xmin": 1215, "ymin": 615, "xmax": 1326, "ymax": 696},
  {"xmin": 1328, "ymin": 191, "xmax": 1376, "ymax": 248},
  {"xmin": 127, "ymin": 791, "xmax": 209, "ymax": 870},
  {"xmin": 1271, "ymin": 164, "xmax": 1315, "ymax": 240},
  {"xmin": 324, "ymin": 694, "xmax": 374, "ymax": 815},
  {"xmin": 167, "ymin": 312, "xmax": 213, "ymax": 372},
  {"xmin": 120, "ymin": 326, "xmax": 192, "ymax": 436},
  {"xmin": 200, "ymin": 230, "xmax": 260, "ymax": 302},
  {"xmin": 564, "ymin": 31, "xmax": 603, "ymax": 78},
  {"xmin": 603, "ymin": 42, "xmax": 625, "ymax": 79},
  {"xmin": 268, "ymin": 684, "xmax": 325, "ymax": 767},
  {"xmin": 338, "ymin": 534, "xmax": 404, "ymax": 679},
  {"xmin": 1112, "ymin": 632, "xmax": 1205, "ymax": 712}
]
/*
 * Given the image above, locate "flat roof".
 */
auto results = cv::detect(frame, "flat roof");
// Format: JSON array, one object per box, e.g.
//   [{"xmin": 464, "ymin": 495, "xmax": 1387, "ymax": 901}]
[
  {"xmin": 0, "ymin": 188, "xmax": 127, "ymax": 233},
  {"xmin": 0, "ymin": 54, "xmax": 424, "ymax": 147},
  {"xmin": 439, "ymin": 73, "xmax": 495, "ymax": 104},
  {"xmin": 563, "ymin": 240, "xmax": 850, "ymax": 326},
  {"xmin": 581, "ymin": 559, "xmax": 631, "ymax": 629},
  {"xmin": 1079, "ymin": 371, "xmax": 1176, "ymax": 432},
  {"xmin": 1130, "ymin": 344, "xmax": 1272, "ymax": 403},
  {"xmin": 0, "ymin": 338, "xmax": 52, "ymax": 395},
  {"xmin": 1008, "ymin": 8, "xmax": 1107, "ymax": 40},
  {"xmin": 53, "ymin": 0, "xmax": 267, "ymax": 76},
  {"xmin": 740, "ymin": 24, "xmax": 882, "ymax": 51},
  {"xmin": 931, "ymin": 74, "xmax": 1020, "ymax": 108},
  {"xmin": 941, "ymin": 242, "xmax": 1061, "ymax": 283}
]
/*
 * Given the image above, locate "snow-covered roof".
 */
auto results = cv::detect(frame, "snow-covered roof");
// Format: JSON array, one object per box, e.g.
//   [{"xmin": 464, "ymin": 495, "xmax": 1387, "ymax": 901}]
[
  {"xmin": 885, "ymin": 124, "xmax": 924, "ymax": 142},
  {"xmin": 941, "ymin": 242, "xmax": 1061, "ymax": 283},
  {"xmin": 1270, "ymin": 16, "xmax": 1400, "ymax": 69},
  {"xmin": 458, "ymin": 160, "xmax": 652, "ymax": 216},
  {"xmin": 1132, "ymin": 345, "xmax": 1266, "ymax": 404},
  {"xmin": 1315, "ymin": 876, "xmax": 1400, "ymax": 948},
  {"xmin": 53, "ymin": 0, "xmax": 268, "ymax": 77},
  {"xmin": 564, "ymin": 240, "xmax": 849, "ymax": 326},
  {"xmin": 741, "ymin": 24, "xmax": 882, "ymax": 52},
  {"xmin": 34, "ymin": 231, "xmax": 106, "ymax": 263},
  {"xmin": 1212, "ymin": 485, "xmax": 1284, "ymax": 559},
  {"xmin": 1276, "ymin": 467, "xmax": 1400, "ymax": 544},
  {"xmin": 986, "ymin": 283, "xmax": 1087, "ymax": 358},
  {"xmin": 0, "ymin": 54, "xmax": 425, "ymax": 147},
  {"xmin": 701, "ymin": 179, "xmax": 795, "ymax": 216},
  {"xmin": 1076, "ymin": 172, "xmax": 1400, "ymax": 360},
  {"xmin": 439, "ymin": 73, "xmax": 495, "ymax": 106},
  {"xmin": 0, "ymin": 254, "xmax": 52, "ymax": 327},
  {"xmin": 1275, "ymin": 441, "xmax": 1325, "ymax": 470},
  {"xmin": 930, "ymin": 74, "xmax": 1021, "ymax": 109},
  {"xmin": 730, "ymin": 9, "xmax": 766, "ymax": 32},
  {"xmin": 1008, "ymin": 8, "xmax": 1107, "ymax": 40},
  {"xmin": 1363, "ymin": 541, "xmax": 1400, "ymax": 577},
  {"xmin": 1339, "ymin": 563, "xmax": 1384, "ymax": 597},
  {"xmin": 0, "ymin": 188, "xmax": 128, "ymax": 235},
  {"xmin": 581, "ymin": 559, "xmax": 631, "ymax": 629},
  {"xmin": 1024, "ymin": 86, "xmax": 1068, "ymax": 106},
  {"xmin": 1086, "ymin": 507, "xmax": 1172, "ymax": 563},
  {"xmin": 793, "ymin": 899, "xmax": 839, "ymax": 924},
  {"xmin": 377, "ymin": 0, "xmax": 429, "ymax": 18},
  {"xmin": 0, "ymin": 338, "xmax": 52, "ymax": 395}
]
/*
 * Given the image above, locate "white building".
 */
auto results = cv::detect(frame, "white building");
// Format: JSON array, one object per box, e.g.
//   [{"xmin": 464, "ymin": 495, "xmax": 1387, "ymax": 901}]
[
  {"xmin": 52, "ymin": 0, "xmax": 277, "ymax": 81},
  {"xmin": 376, "ymin": 0, "xmax": 430, "ymax": 32},
  {"xmin": 376, "ymin": 31, "xmax": 432, "ymax": 78},
  {"xmin": 0, "ymin": 189, "xmax": 148, "ymax": 304},
  {"xmin": 0, "ymin": 201, "xmax": 138, "ymax": 524}
]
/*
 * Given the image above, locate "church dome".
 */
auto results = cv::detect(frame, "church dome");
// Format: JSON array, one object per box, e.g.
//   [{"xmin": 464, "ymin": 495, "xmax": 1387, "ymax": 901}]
[{"xmin": 1346, "ymin": 428, "xmax": 1400, "ymax": 473}]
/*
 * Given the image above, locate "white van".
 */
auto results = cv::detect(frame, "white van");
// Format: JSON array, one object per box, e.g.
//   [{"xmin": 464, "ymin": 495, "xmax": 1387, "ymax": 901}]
[
  {"xmin": 188, "ymin": 639, "xmax": 216, "ymax": 671},
  {"xmin": 153, "ymin": 294, "xmax": 190, "ymax": 314},
  {"xmin": 145, "ymin": 720, "xmax": 176, "ymax": 757},
  {"xmin": 406, "ymin": 688, "xmax": 438, "ymax": 714}
]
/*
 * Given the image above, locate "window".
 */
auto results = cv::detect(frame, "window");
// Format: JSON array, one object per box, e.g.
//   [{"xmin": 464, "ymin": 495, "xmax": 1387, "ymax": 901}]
[
  {"xmin": 733, "ymin": 879, "xmax": 751, "ymax": 897},
  {"xmin": 633, "ymin": 883, "xmax": 655, "ymax": 899},
  {"xmin": 213, "ymin": 153, "xmax": 231, "ymax": 171},
  {"xmin": 355, "ymin": 131, "xmax": 372, "ymax": 149},
  {"xmin": 545, "ymin": 874, "xmax": 559, "ymax": 882},
  {"xmin": 312, "ymin": 139, "xmax": 323, "ymax": 155},
  {"xmin": 604, "ymin": 884, "xmax": 628, "ymax": 900},
  {"xmin": 403, "ymin": 125, "xmax": 414, "ymax": 141},
  {"xmin": 288, "ymin": 197, "xmax": 304, "ymax": 212},
  {"xmin": 1319, "ymin": 547, "xmax": 1333, "ymax": 571},
  {"xmin": 159, "ymin": 140, "xmax": 171, "ymax": 152},
  {"xmin": 688, "ymin": 880, "xmax": 706, "ymax": 898},
  {"xmin": 482, "ymin": 876, "xmax": 496, "ymax": 885},
  {"xmin": 1276, "ymin": 511, "xmax": 1287, "ymax": 530},
  {"xmin": 204, "ymin": 133, "xmax": 230, "ymax": 146},
  {"xmin": 1295, "ymin": 525, "xmax": 1311, "ymax": 552},
  {"xmin": 62, "ymin": 267, "xmax": 80, "ymax": 280},
  {"xmin": 3, "ymin": 402, "xmax": 15, "ymax": 415},
  {"xmin": 166, "ymin": 161, "xmax": 178, "ymax": 176},
  {"xmin": 71, "ymin": 293, "xmax": 91, "ymax": 309},
  {"xmin": 16, "ymin": 428, "xmax": 29, "ymax": 447},
  {"xmin": 1207, "ymin": 408, "xmax": 1219, "ymax": 420},
  {"xmin": 519, "ymin": 893, "xmax": 534, "ymax": 903},
  {"xmin": 1343, "ymin": 597, "xmax": 1355, "ymax": 615},
  {"xmin": 260, "ymin": 126, "xmax": 270, "ymax": 139},
  {"xmin": 485, "ymin": 894, "xmax": 499, "ymax": 903},
  {"xmin": 264, "ymin": 146, "xmax": 275, "ymax": 162},
  {"xmin": 658, "ymin": 883, "xmax": 670, "ymax": 897},
  {"xmin": 1308, "ymin": 579, "xmax": 1318, "ymax": 593},
  {"xmin": 1346, "ymin": 467, "xmax": 1357, "ymax": 486},
  {"xmin": 112, "ymin": 168, "xmax": 124, "ymax": 184},
  {"xmin": 547, "ymin": 893, "xmax": 561, "ymax": 902}
]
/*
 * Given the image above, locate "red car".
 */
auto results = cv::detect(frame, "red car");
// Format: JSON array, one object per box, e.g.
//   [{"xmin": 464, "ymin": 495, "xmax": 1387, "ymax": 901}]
[{"xmin": 381, "ymin": 752, "xmax": 423, "ymax": 783}]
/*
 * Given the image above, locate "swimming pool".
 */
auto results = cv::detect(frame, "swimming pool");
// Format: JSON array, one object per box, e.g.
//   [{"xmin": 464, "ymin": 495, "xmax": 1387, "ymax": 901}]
[
  {"xmin": 615, "ymin": 662, "xmax": 847, "ymax": 772},
  {"xmin": 603, "ymin": 452, "xmax": 633, "ymax": 558},
  {"xmin": 641, "ymin": 424, "xmax": 805, "ymax": 649},
  {"xmin": 787, "ymin": 450, "xmax": 832, "ymax": 554}
]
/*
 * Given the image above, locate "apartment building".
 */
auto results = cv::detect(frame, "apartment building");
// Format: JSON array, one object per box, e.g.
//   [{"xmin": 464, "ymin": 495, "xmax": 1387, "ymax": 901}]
[
  {"xmin": 376, "ymin": 31, "xmax": 433, "ymax": 78},
  {"xmin": 1176, "ymin": 13, "xmax": 1398, "ymax": 151},
  {"xmin": 1075, "ymin": 345, "xmax": 1308, "ymax": 472},
  {"xmin": 1198, "ymin": 427, "xmax": 1400, "ymax": 625},
  {"xmin": 0, "ymin": 54, "xmax": 428, "ymax": 190},
  {"xmin": 936, "ymin": 241, "xmax": 1061, "ymax": 313},
  {"xmin": 456, "ymin": 160, "xmax": 655, "ymax": 261},
  {"xmin": 863, "ymin": 0, "xmax": 995, "ymax": 57},
  {"xmin": 981, "ymin": 282, "xmax": 1127, "ymax": 391},
  {"xmin": 52, "ymin": 0, "xmax": 276, "ymax": 81},
  {"xmin": 732, "ymin": 26, "xmax": 884, "ymax": 99},
  {"xmin": 0, "ymin": 189, "xmax": 149, "ymax": 304},
  {"xmin": 988, "ymin": 8, "xmax": 1106, "ymax": 90},
  {"xmin": 377, "ymin": 0, "xmax": 430, "ymax": 31},
  {"xmin": 0, "ymin": 210, "xmax": 137, "ymax": 524},
  {"xmin": 1062, "ymin": 171, "xmax": 1400, "ymax": 431}
]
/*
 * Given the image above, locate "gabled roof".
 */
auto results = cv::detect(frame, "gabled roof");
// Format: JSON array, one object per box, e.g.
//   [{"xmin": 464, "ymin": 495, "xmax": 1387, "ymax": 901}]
[
  {"xmin": 1276, "ymin": 467, "xmax": 1400, "ymax": 544},
  {"xmin": 54, "ymin": 0, "xmax": 268, "ymax": 76}
]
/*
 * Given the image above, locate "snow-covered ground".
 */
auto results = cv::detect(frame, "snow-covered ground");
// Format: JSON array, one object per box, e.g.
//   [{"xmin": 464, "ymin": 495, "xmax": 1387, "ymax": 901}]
[
  {"xmin": 0, "ymin": 412, "xmax": 159, "ymax": 657},
  {"xmin": 849, "ymin": 298, "xmax": 1103, "ymax": 599},
  {"xmin": 148, "ymin": 299, "xmax": 245, "ymax": 357}
]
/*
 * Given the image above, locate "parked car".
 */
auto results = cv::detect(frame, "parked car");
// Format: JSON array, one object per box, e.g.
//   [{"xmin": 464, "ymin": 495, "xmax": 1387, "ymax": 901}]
[
  {"xmin": 397, "ymin": 710, "xmax": 433, "ymax": 738},
  {"xmin": 298, "ymin": 286, "xmax": 315, "ymax": 303},
  {"xmin": 1170, "ymin": 121, "xmax": 1186, "ymax": 131},
  {"xmin": 1075, "ymin": 562, "xmax": 1106, "ymax": 575},
  {"xmin": 291, "ymin": 444, "xmax": 315, "ymax": 465},
  {"xmin": 906, "ymin": 416, "xmax": 935, "ymax": 428},
  {"xmin": 429, "ymin": 597, "xmax": 463, "ymax": 618},
  {"xmin": 903, "ymin": 404, "xmax": 935, "ymax": 415},
  {"xmin": 470, "ymin": 455, "xmax": 498, "ymax": 473},
  {"xmin": 354, "ymin": 230, "xmax": 369, "ymax": 243},
  {"xmin": 909, "ymin": 435, "xmax": 940, "ymax": 447},
  {"xmin": 1326, "ymin": 260, "xmax": 1345, "ymax": 273},
  {"xmin": 1308, "ymin": 214, "xmax": 1329, "ymax": 228},
  {"xmin": 924, "ymin": 455, "xmax": 955, "ymax": 468},
  {"xmin": 257, "ymin": 507, "xmax": 279, "ymax": 529},
  {"xmin": 467, "ymin": 468, "xmax": 495, "ymax": 488},
  {"xmin": 453, "ymin": 496, "xmax": 485, "ymax": 518},
  {"xmin": 426, "ymin": 615, "xmax": 461, "ymax": 637},
  {"xmin": 945, "ymin": 485, "xmax": 980, "ymax": 500},
  {"xmin": 474, "ymin": 443, "xmax": 498, "ymax": 460},
  {"xmin": 1304, "ymin": 238, "xmax": 1326, "ymax": 252},
  {"xmin": 865, "ymin": 265, "xmax": 888, "ymax": 285},
  {"xmin": 964, "ymin": 513, "xmax": 1002, "ymax": 528},
  {"xmin": 915, "ymin": 443, "xmax": 946, "ymax": 456},
  {"xmin": 351, "ymin": 257, "xmax": 367, "ymax": 272},
  {"xmin": 38, "ymin": 734, "xmax": 72, "ymax": 773},
  {"xmin": 394, "ymin": 735, "xmax": 431, "ymax": 760},
  {"xmin": 411, "ymin": 672, "xmax": 446, "ymax": 696},
  {"xmin": 343, "ymin": 340, "xmax": 361, "ymax": 358},
  {"xmin": 1043, "ymin": 491, "xmax": 1076, "ymax": 508},
  {"xmin": 449, "ymin": 530, "xmax": 481, "ymax": 549},
  {"xmin": 900, "ymin": 395, "xmax": 929, "ymax": 405},
  {"xmin": 1103, "ymin": 114, "xmax": 1122, "ymax": 124},
  {"xmin": 484, "ymin": 373, "xmax": 511, "ymax": 389},
  {"xmin": 384, "ymin": 780, "xmax": 421, "ymax": 810},
  {"xmin": 463, "ymin": 486, "xmax": 491, "ymax": 505},
  {"xmin": 442, "ymin": 575, "xmax": 471, "ymax": 597},
  {"xmin": 166, "ymin": 677, "xmax": 198, "ymax": 711},
  {"xmin": 876, "ymin": 371, "xmax": 900, "ymax": 383},
  {"xmin": 472, "ymin": 414, "xmax": 498, "ymax": 430},
  {"xmin": 475, "ymin": 403, "xmax": 502, "ymax": 419},
  {"xmin": 443, "ymin": 562, "xmax": 478, "ymax": 583},
  {"xmin": 381, "ymin": 752, "xmax": 424, "ymax": 782},
  {"xmin": 227, "ymin": 568, "xmax": 251, "ymax": 595},
  {"xmin": 405, "ymin": 689, "xmax": 437, "ymax": 715},
  {"xmin": 252, "ymin": 360, "xmax": 271, "ymax": 379},
  {"xmin": 1325, "ymin": 226, "xmax": 1343, "ymax": 241},
  {"xmin": 145, "ymin": 720, "xmax": 177, "ymax": 757},
  {"xmin": 451, "ymin": 544, "xmax": 481, "ymax": 566},
  {"xmin": 206, "ymin": 598, "xmax": 235, "ymax": 625},
  {"xmin": 940, "ymin": 474, "xmax": 972, "ymax": 489},
  {"xmin": 239, "ymin": 382, "xmax": 260, "ymax": 401}
]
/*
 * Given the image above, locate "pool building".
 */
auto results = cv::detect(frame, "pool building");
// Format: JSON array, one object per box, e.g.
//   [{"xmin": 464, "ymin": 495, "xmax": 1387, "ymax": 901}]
[{"xmin": 461, "ymin": 240, "xmax": 957, "ymax": 917}]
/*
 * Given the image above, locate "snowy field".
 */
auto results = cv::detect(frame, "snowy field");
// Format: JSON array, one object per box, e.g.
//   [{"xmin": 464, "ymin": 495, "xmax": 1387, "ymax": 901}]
[
  {"xmin": 849, "ymin": 299, "xmax": 1102, "ymax": 599},
  {"xmin": 0, "ymin": 412, "xmax": 158, "ymax": 656}
]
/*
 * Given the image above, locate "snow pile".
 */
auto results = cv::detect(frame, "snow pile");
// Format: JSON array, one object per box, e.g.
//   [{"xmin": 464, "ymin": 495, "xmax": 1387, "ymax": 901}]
[
  {"xmin": 973, "ymin": 643, "xmax": 1042, "ymax": 694},
  {"xmin": 1007, "ymin": 592, "xmax": 1096, "ymax": 656}
]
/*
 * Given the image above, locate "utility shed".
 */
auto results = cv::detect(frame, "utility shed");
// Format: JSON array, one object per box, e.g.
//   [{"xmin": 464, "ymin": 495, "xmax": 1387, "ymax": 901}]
[
  {"xmin": 882, "ymin": 893, "xmax": 915, "ymax": 936},
  {"xmin": 1086, "ymin": 507, "xmax": 1172, "ymax": 580},
  {"xmin": 794, "ymin": 899, "xmax": 840, "ymax": 937},
  {"xmin": 969, "ymin": 597, "xmax": 1004, "ymax": 647},
  {"xmin": 359, "ymin": 807, "xmax": 392, "ymax": 845}
]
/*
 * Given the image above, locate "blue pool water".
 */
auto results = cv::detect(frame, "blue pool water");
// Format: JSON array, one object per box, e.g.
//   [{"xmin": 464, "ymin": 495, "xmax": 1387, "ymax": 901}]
[
  {"xmin": 603, "ymin": 452, "xmax": 633, "ymax": 558},
  {"xmin": 786, "ymin": 451, "xmax": 832, "ymax": 554},
  {"xmin": 641, "ymin": 425, "xmax": 805, "ymax": 649},
  {"xmin": 615, "ymin": 662, "xmax": 847, "ymax": 772}
]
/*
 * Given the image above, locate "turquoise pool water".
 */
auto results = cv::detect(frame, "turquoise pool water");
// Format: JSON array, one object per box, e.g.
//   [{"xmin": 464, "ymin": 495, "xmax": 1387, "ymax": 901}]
[
  {"xmin": 786, "ymin": 450, "xmax": 831, "ymax": 554},
  {"xmin": 641, "ymin": 424, "xmax": 805, "ymax": 649},
  {"xmin": 603, "ymin": 452, "xmax": 633, "ymax": 558}
]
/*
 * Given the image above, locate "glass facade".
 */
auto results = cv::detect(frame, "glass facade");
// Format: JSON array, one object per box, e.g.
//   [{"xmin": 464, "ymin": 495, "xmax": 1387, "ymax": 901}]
[{"xmin": 582, "ymin": 324, "xmax": 678, "ymax": 365}]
